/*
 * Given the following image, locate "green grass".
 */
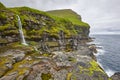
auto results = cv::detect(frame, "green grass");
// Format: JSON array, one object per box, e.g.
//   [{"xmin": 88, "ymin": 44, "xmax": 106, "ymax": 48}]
[
  {"xmin": 67, "ymin": 72, "xmax": 73, "ymax": 80},
  {"xmin": 9, "ymin": 6, "xmax": 47, "ymax": 15},
  {"xmin": 0, "ymin": 24, "xmax": 9, "ymax": 31},
  {"xmin": 0, "ymin": 13, "xmax": 7, "ymax": 20},
  {"xmin": 41, "ymin": 73, "xmax": 52, "ymax": 80},
  {"xmin": 0, "ymin": 2, "xmax": 6, "ymax": 9},
  {"xmin": 79, "ymin": 60, "xmax": 105, "ymax": 77},
  {"xmin": 47, "ymin": 9, "xmax": 89, "ymax": 27},
  {"xmin": 0, "ymin": 2, "xmax": 90, "ymax": 39},
  {"xmin": 89, "ymin": 60, "xmax": 104, "ymax": 75},
  {"xmin": 47, "ymin": 9, "xmax": 81, "ymax": 21}
]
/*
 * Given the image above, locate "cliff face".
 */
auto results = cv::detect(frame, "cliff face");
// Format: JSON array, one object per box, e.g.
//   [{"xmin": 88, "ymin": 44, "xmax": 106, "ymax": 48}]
[
  {"xmin": 0, "ymin": 2, "xmax": 114, "ymax": 80},
  {"xmin": 47, "ymin": 9, "xmax": 90, "ymax": 38},
  {"xmin": 0, "ymin": 3, "xmax": 90, "ymax": 45}
]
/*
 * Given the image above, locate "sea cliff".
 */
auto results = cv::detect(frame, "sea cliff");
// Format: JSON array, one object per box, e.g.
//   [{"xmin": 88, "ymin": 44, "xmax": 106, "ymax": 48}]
[{"xmin": 0, "ymin": 2, "xmax": 116, "ymax": 80}]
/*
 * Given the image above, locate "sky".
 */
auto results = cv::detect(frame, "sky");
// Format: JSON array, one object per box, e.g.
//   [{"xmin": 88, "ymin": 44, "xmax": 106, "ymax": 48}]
[{"xmin": 0, "ymin": 0, "xmax": 120, "ymax": 34}]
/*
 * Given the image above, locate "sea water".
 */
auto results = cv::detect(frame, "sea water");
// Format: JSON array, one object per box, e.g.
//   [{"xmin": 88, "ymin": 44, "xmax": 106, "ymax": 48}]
[{"xmin": 90, "ymin": 34, "xmax": 120, "ymax": 77}]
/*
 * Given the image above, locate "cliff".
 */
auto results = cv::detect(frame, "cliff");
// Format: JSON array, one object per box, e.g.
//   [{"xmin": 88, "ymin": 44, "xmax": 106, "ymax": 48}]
[
  {"xmin": 47, "ymin": 9, "xmax": 90, "ymax": 38},
  {"xmin": 47, "ymin": 9, "xmax": 89, "ymax": 27},
  {"xmin": 0, "ymin": 3, "xmax": 90, "ymax": 45},
  {"xmin": 0, "ymin": 2, "xmax": 114, "ymax": 80}
]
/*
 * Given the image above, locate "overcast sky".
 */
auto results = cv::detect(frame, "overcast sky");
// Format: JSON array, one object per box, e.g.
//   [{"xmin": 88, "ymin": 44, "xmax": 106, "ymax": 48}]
[{"xmin": 0, "ymin": 0, "xmax": 120, "ymax": 34}]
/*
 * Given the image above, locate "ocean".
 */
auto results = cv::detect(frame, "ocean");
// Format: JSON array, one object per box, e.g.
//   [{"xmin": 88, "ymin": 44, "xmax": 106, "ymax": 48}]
[{"xmin": 90, "ymin": 34, "xmax": 120, "ymax": 77}]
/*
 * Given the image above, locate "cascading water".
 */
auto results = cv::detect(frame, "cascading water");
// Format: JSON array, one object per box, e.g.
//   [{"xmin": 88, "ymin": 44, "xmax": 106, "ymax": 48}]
[{"xmin": 17, "ymin": 15, "xmax": 27, "ymax": 45}]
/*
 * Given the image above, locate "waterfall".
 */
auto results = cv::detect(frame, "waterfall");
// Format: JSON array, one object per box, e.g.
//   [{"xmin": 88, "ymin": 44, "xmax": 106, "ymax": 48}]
[{"xmin": 17, "ymin": 15, "xmax": 28, "ymax": 45}]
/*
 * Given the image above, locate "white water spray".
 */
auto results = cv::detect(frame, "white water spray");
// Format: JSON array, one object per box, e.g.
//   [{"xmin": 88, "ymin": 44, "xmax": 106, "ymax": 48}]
[{"xmin": 17, "ymin": 15, "xmax": 27, "ymax": 45}]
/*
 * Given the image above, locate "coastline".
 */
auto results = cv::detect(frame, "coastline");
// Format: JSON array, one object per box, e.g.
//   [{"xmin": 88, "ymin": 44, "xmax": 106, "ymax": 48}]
[
  {"xmin": 0, "ymin": 2, "xmax": 119, "ymax": 80},
  {"xmin": 90, "ymin": 35, "xmax": 120, "ymax": 80},
  {"xmin": 0, "ymin": 40, "xmax": 112, "ymax": 80}
]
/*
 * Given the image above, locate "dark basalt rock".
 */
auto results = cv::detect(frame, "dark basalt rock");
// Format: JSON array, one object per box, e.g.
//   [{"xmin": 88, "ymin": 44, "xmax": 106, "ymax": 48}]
[{"xmin": 111, "ymin": 72, "xmax": 120, "ymax": 80}]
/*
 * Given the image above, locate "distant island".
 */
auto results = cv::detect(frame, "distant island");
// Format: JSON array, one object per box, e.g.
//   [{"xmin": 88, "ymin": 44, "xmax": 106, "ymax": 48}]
[{"xmin": 0, "ymin": 2, "xmax": 118, "ymax": 80}]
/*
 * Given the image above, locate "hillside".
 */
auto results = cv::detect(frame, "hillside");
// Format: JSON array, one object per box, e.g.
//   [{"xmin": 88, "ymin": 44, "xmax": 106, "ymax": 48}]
[
  {"xmin": 0, "ymin": 2, "xmax": 114, "ymax": 80},
  {"xmin": 0, "ymin": 2, "xmax": 5, "ymax": 9},
  {"xmin": 0, "ymin": 3, "xmax": 90, "ymax": 44},
  {"xmin": 47, "ymin": 9, "xmax": 89, "ymax": 27}
]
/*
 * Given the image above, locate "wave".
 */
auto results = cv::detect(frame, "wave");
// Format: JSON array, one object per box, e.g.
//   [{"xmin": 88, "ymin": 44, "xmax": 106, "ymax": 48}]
[
  {"xmin": 91, "ymin": 35, "xmax": 120, "ymax": 77},
  {"xmin": 94, "ymin": 48, "xmax": 105, "ymax": 57},
  {"xmin": 96, "ymin": 60, "xmax": 115, "ymax": 77},
  {"xmin": 94, "ymin": 46, "xmax": 116, "ymax": 77},
  {"xmin": 105, "ymin": 69, "xmax": 116, "ymax": 77}
]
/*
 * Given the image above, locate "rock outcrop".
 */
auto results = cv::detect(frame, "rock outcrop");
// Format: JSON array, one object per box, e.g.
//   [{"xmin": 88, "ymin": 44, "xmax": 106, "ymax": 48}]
[
  {"xmin": 0, "ymin": 2, "xmax": 115, "ymax": 80},
  {"xmin": 111, "ymin": 72, "xmax": 120, "ymax": 80},
  {"xmin": 0, "ymin": 43, "xmax": 111, "ymax": 80},
  {"xmin": 0, "ymin": 2, "xmax": 90, "ymax": 47}
]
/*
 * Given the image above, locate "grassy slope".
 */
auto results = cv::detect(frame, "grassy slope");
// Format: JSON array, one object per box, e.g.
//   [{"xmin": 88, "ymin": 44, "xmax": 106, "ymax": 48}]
[
  {"xmin": 0, "ymin": 6, "xmax": 74, "ymax": 38},
  {"xmin": 0, "ymin": 2, "xmax": 5, "ymax": 9},
  {"xmin": 47, "ymin": 9, "xmax": 89, "ymax": 28},
  {"xmin": 0, "ymin": 2, "xmax": 90, "ymax": 40}
]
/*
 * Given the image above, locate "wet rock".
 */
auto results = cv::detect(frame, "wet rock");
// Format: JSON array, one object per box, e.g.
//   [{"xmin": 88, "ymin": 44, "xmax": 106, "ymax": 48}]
[
  {"xmin": 111, "ymin": 72, "xmax": 120, "ymax": 80},
  {"xmin": 88, "ymin": 45, "xmax": 97, "ymax": 53}
]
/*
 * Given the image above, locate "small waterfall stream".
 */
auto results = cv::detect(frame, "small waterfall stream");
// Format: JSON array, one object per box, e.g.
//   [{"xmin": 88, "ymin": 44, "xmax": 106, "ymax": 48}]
[{"xmin": 17, "ymin": 15, "xmax": 28, "ymax": 45}]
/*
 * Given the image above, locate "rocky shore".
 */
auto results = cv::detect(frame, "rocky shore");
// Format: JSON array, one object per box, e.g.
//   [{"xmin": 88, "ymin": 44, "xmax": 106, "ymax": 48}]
[
  {"xmin": 0, "ymin": 2, "xmax": 119, "ymax": 80},
  {"xmin": 0, "ymin": 40, "xmax": 113, "ymax": 80}
]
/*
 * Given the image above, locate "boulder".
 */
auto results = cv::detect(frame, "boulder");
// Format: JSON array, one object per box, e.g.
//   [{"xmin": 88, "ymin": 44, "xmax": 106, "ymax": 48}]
[
  {"xmin": 1, "ymin": 49, "xmax": 25, "ymax": 62},
  {"xmin": 111, "ymin": 72, "xmax": 120, "ymax": 80}
]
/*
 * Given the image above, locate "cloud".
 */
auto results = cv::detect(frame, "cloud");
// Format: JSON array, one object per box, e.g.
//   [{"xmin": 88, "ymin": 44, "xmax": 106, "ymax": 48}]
[{"xmin": 0, "ymin": 0, "xmax": 120, "ymax": 33}]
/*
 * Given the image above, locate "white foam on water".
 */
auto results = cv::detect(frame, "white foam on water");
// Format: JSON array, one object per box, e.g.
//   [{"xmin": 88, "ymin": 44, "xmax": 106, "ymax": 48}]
[
  {"xmin": 91, "ymin": 36, "xmax": 119, "ymax": 77},
  {"xmin": 105, "ymin": 69, "xmax": 116, "ymax": 77},
  {"xmin": 87, "ymin": 42, "xmax": 101, "ymax": 45},
  {"xmin": 94, "ymin": 47, "xmax": 116, "ymax": 77},
  {"xmin": 94, "ymin": 48, "xmax": 105, "ymax": 57},
  {"xmin": 96, "ymin": 60, "xmax": 115, "ymax": 77},
  {"xmin": 17, "ymin": 15, "xmax": 28, "ymax": 45}
]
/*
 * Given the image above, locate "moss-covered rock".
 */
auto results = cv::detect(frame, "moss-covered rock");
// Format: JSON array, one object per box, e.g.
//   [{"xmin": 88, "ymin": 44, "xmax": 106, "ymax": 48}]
[
  {"xmin": 0, "ymin": 2, "xmax": 112, "ymax": 80},
  {"xmin": 0, "ymin": 2, "xmax": 90, "ymax": 45},
  {"xmin": 41, "ymin": 73, "xmax": 52, "ymax": 80}
]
